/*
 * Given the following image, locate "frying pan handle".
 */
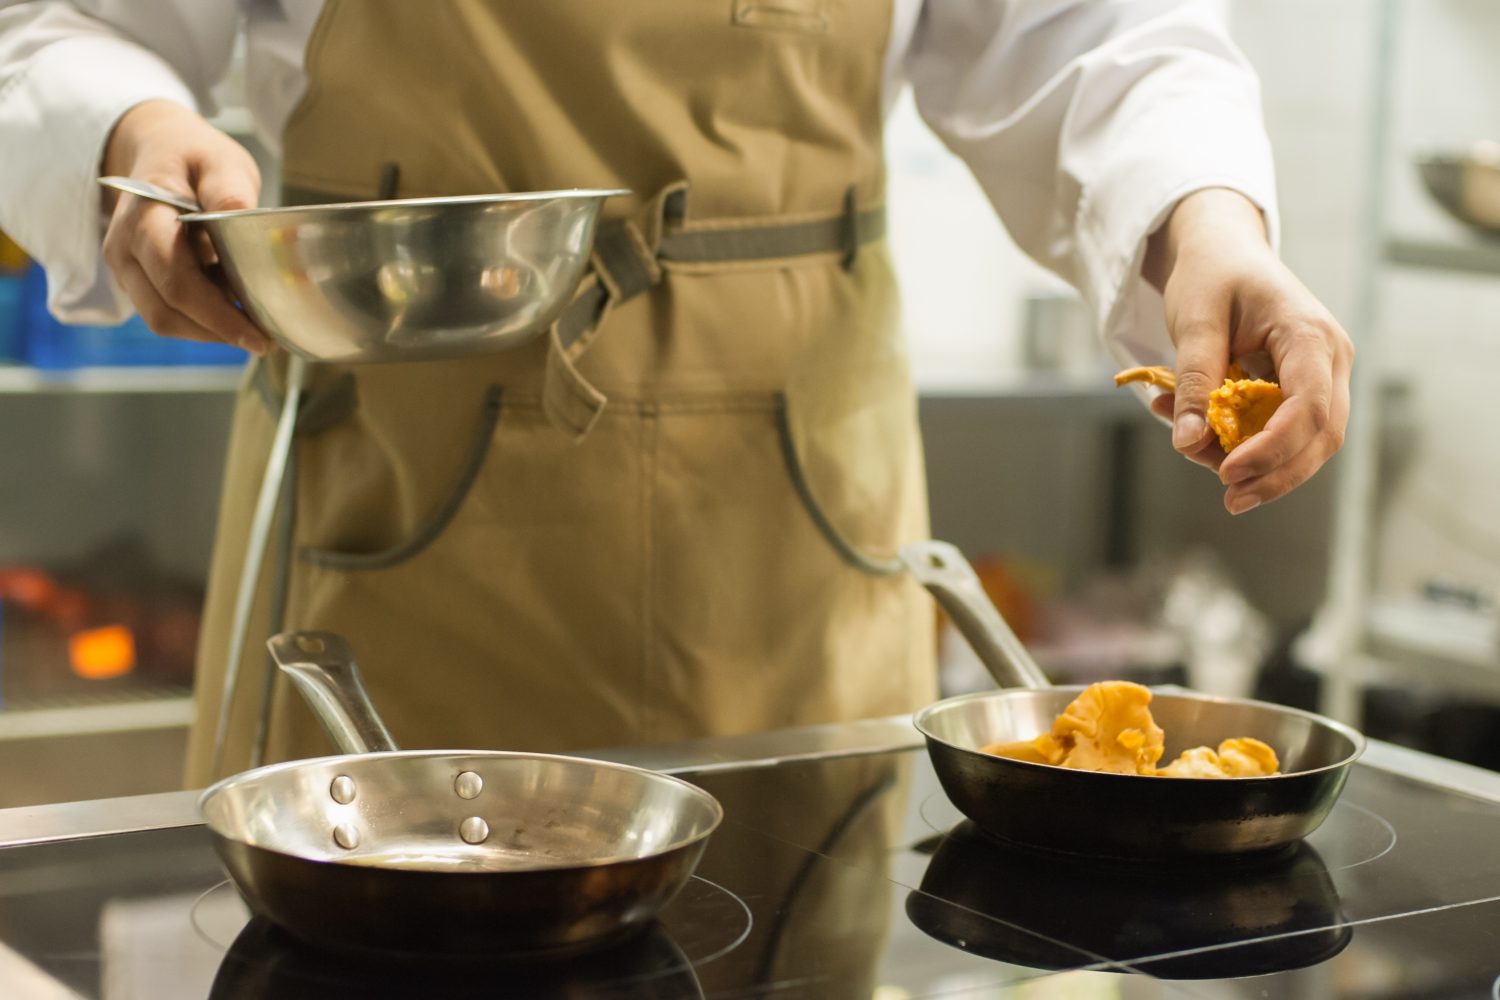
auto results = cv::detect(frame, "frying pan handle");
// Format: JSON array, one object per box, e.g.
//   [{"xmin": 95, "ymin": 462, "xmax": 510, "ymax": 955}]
[
  {"xmin": 267, "ymin": 631, "xmax": 400, "ymax": 754},
  {"xmin": 899, "ymin": 541, "xmax": 1051, "ymax": 691}
]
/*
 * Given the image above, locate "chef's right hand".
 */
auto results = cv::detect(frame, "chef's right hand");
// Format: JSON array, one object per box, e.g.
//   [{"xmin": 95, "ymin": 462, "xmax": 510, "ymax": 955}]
[{"xmin": 100, "ymin": 99, "xmax": 272, "ymax": 354}]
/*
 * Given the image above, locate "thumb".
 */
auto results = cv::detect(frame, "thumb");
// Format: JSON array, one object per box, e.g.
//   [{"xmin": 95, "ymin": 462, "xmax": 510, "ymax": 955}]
[
  {"xmin": 193, "ymin": 152, "xmax": 261, "ymax": 212},
  {"xmin": 1169, "ymin": 316, "xmax": 1229, "ymax": 452}
]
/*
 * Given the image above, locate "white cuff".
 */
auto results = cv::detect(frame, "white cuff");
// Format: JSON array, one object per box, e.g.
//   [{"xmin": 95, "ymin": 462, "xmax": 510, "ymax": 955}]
[
  {"xmin": 0, "ymin": 34, "xmax": 197, "ymax": 325},
  {"xmin": 1076, "ymin": 99, "xmax": 1280, "ymax": 408}
]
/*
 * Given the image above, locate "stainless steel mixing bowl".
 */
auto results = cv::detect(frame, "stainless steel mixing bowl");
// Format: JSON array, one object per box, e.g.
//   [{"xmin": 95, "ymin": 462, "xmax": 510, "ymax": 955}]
[
  {"xmin": 180, "ymin": 189, "xmax": 626, "ymax": 363},
  {"xmin": 1415, "ymin": 144, "xmax": 1500, "ymax": 234}
]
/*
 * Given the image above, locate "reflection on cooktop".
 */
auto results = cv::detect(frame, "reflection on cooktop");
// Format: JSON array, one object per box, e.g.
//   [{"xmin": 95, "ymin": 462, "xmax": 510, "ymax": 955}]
[
  {"xmin": 915, "ymin": 786, "xmax": 1397, "ymax": 873},
  {"xmin": 5, "ymin": 745, "xmax": 1500, "ymax": 998},
  {"xmin": 907, "ymin": 820, "xmax": 1351, "ymax": 979},
  {"xmin": 1156, "ymin": 896, "xmax": 1500, "ymax": 1000},
  {"xmin": 190, "ymin": 875, "xmax": 752, "ymax": 998}
]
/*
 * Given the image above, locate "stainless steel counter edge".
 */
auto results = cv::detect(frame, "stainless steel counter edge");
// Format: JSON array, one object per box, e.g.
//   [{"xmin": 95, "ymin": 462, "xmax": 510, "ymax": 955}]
[
  {"xmin": 2, "ymin": 715, "xmax": 1498, "ymax": 849},
  {"xmin": 0, "ymin": 716, "xmax": 923, "ymax": 848}
]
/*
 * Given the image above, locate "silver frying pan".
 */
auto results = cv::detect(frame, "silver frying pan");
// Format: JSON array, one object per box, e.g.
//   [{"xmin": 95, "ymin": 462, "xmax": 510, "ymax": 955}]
[
  {"xmin": 902, "ymin": 541, "xmax": 1365, "ymax": 860},
  {"xmin": 198, "ymin": 632, "xmax": 722, "ymax": 955}
]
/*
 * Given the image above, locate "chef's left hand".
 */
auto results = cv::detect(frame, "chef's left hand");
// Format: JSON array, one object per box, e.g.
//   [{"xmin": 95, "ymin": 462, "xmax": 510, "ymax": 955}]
[{"xmin": 1142, "ymin": 189, "xmax": 1354, "ymax": 515}]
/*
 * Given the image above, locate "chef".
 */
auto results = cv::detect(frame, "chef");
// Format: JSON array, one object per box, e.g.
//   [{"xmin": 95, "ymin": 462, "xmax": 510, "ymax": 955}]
[{"xmin": 0, "ymin": 1, "xmax": 1352, "ymax": 786}]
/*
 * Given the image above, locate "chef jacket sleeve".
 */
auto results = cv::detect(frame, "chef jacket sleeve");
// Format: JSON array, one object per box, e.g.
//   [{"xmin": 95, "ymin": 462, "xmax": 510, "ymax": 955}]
[
  {"xmin": 903, "ymin": 0, "xmax": 1280, "ymax": 373},
  {"xmin": 0, "ymin": 1, "xmax": 239, "ymax": 323}
]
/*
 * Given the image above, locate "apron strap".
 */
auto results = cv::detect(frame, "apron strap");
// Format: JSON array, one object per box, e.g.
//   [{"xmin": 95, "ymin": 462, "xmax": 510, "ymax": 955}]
[
  {"xmin": 250, "ymin": 358, "xmax": 358, "ymax": 435},
  {"xmin": 543, "ymin": 182, "xmax": 886, "ymax": 439},
  {"xmin": 543, "ymin": 181, "xmax": 678, "ymax": 438}
]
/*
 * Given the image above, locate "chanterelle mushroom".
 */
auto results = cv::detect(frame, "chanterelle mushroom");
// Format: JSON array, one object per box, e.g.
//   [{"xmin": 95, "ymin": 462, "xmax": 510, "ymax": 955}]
[{"xmin": 1113, "ymin": 364, "xmax": 1283, "ymax": 453}]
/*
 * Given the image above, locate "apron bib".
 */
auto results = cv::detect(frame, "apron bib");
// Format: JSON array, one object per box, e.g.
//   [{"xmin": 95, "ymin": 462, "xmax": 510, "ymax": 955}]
[{"xmin": 186, "ymin": 0, "xmax": 935, "ymax": 785}]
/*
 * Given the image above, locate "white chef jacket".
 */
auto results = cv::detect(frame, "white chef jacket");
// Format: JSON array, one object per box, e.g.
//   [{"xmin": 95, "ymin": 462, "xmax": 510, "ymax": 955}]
[{"xmin": 0, "ymin": 0, "xmax": 1279, "ymax": 374}]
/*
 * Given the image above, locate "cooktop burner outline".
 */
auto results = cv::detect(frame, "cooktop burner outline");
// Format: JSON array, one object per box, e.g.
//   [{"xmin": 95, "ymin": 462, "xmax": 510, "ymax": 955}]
[
  {"xmin": 187, "ymin": 872, "xmax": 756, "ymax": 974},
  {"xmin": 188, "ymin": 881, "xmax": 245, "ymax": 951},
  {"xmin": 1300, "ymin": 798, "xmax": 1397, "ymax": 872},
  {"xmin": 1113, "ymin": 894, "xmax": 1500, "ymax": 977},
  {"xmin": 917, "ymin": 789, "xmax": 964, "ymax": 835}
]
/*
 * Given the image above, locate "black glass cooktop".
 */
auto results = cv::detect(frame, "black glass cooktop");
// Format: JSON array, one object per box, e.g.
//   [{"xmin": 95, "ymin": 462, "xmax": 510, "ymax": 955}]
[{"xmin": 2, "ymin": 747, "xmax": 1500, "ymax": 998}]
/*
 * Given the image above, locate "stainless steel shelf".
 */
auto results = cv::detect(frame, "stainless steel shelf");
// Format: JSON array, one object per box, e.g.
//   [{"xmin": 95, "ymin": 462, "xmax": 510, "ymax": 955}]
[
  {"xmin": 1384, "ymin": 235, "xmax": 1500, "ymax": 276},
  {"xmin": 1366, "ymin": 595, "xmax": 1499, "ymax": 668},
  {"xmin": 914, "ymin": 371, "xmax": 1143, "ymax": 417},
  {"xmin": 0, "ymin": 695, "xmax": 193, "ymax": 742},
  {"xmin": 0, "ymin": 365, "xmax": 242, "ymax": 394}
]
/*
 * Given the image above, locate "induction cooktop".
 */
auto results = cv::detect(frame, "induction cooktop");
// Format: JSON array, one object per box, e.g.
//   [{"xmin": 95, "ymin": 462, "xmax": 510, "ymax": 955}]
[{"xmin": 2, "ymin": 739, "xmax": 1500, "ymax": 998}]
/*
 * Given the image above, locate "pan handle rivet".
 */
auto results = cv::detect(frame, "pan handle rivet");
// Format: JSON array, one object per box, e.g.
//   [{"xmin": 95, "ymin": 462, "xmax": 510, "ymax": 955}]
[
  {"xmin": 330, "ymin": 775, "xmax": 357, "ymax": 804},
  {"xmin": 459, "ymin": 816, "xmax": 490, "ymax": 845},
  {"xmin": 333, "ymin": 822, "xmax": 361, "ymax": 850},
  {"xmin": 454, "ymin": 771, "xmax": 483, "ymax": 799}
]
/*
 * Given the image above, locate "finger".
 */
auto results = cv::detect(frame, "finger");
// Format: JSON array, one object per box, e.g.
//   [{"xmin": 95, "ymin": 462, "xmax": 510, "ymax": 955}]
[
  {"xmin": 1181, "ymin": 432, "xmax": 1227, "ymax": 473},
  {"xmin": 1148, "ymin": 391, "xmax": 1225, "ymax": 470},
  {"xmin": 1223, "ymin": 362, "xmax": 1350, "ymax": 512},
  {"xmin": 1223, "ymin": 437, "xmax": 1325, "ymax": 514},
  {"xmin": 1169, "ymin": 314, "xmax": 1230, "ymax": 454},
  {"xmin": 191, "ymin": 150, "xmax": 260, "ymax": 212},
  {"xmin": 113, "ymin": 259, "xmax": 228, "ymax": 345},
  {"xmin": 1219, "ymin": 326, "xmax": 1337, "ymax": 485},
  {"xmin": 129, "ymin": 206, "xmax": 271, "ymax": 353}
]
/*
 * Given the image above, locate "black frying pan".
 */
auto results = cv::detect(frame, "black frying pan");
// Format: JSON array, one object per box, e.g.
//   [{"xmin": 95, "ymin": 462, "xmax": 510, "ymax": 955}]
[{"xmin": 902, "ymin": 541, "xmax": 1365, "ymax": 860}]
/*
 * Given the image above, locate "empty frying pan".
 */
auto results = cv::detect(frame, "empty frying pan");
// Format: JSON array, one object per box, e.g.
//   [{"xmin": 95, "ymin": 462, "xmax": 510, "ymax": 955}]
[{"xmin": 198, "ymin": 631, "xmax": 722, "ymax": 955}]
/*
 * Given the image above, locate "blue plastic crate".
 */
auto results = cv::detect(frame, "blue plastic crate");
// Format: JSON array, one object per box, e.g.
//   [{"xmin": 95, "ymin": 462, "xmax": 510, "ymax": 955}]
[
  {"xmin": 0, "ymin": 274, "xmax": 24, "ymax": 362},
  {"xmin": 21, "ymin": 264, "xmax": 247, "ymax": 369}
]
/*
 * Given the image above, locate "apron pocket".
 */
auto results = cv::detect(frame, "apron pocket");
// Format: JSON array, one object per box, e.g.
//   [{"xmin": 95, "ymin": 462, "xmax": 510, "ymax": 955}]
[{"xmin": 300, "ymin": 386, "xmax": 504, "ymax": 572}]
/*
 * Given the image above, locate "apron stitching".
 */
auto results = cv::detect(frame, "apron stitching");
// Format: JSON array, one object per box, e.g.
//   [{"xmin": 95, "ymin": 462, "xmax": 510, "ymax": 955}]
[
  {"xmin": 298, "ymin": 386, "xmax": 505, "ymax": 572},
  {"xmin": 773, "ymin": 393, "xmax": 903, "ymax": 577}
]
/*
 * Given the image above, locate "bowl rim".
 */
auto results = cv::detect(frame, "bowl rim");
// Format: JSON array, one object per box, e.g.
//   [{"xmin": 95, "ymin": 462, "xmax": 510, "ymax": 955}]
[
  {"xmin": 913, "ymin": 686, "xmax": 1367, "ymax": 782},
  {"xmin": 197, "ymin": 747, "xmax": 725, "ymax": 870},
  {"xmin": 180, "ymin": 188, "xmax": 631, "ymax": 223}
]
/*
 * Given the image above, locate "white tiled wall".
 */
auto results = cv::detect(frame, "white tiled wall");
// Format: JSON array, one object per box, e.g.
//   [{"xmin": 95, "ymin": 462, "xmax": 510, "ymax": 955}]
[
  {"xmin": 885, "ymin": 90, "xmax": 1070, "ymax": 387},
  {"xmin": 1232, "ymin": 0, "xmax": 1500, "ymax": 606}
]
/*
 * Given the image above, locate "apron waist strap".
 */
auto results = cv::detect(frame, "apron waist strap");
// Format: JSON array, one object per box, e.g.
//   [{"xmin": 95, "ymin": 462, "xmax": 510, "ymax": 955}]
[
  {"xmin": 544, "ymin": 181, "xmax": 883, "ymax": 442},
  {"xmin": 559, "ymin": 184, "xmax": 884, "ymax": 351}
]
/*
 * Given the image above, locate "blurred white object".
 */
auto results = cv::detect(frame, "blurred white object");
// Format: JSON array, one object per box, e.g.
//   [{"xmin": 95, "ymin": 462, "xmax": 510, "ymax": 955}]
[
  {"xmin": 1160, "ymin": 551, "xmax": 1273, "ymax": 699},
  {"xmin": 1020, "ymin": 292, "xmax": 1106, "ymax": 376},
  {"xmin": 0, "ymin": 939, "xmax": 79, "ymax": 1000},
  {"xmin": 101, "ymin": 889, "xmax": 248, "ymax": 1000}
]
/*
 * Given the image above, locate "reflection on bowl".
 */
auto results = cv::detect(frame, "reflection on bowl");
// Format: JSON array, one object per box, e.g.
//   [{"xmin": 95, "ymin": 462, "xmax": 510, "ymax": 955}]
[
  {"xmin": 1416, "ymin": 144, "xmax": 1500, "ymax": 235},
  {"xmin": 209, "ymin": 917, "xmax": 702, "ymax": 1000},
  {"xmin": 905, "ymin": 821, "xmax": 1350, "ymax": 980},
  {"xmin": 185, "ymin": 189, "xmax": 626, "ymax": 363}
]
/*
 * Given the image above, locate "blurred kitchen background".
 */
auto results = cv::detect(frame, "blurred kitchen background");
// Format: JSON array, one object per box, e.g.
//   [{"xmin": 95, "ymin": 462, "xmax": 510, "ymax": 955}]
[{"xmin": 1, "ymin": 0, "xmax": 1497, "ymax": 807}]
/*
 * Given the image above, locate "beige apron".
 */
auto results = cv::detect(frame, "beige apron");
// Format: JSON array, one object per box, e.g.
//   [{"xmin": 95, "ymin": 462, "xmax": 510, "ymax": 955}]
[{"xmin": 185, "ymin": 0, "xmax": 936, "ymax": 786}]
